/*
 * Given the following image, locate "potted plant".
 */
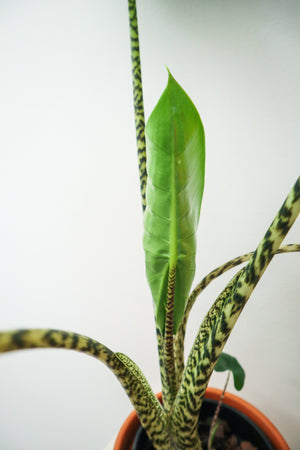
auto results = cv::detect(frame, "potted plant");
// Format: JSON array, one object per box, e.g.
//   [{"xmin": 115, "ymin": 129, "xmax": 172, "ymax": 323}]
[{"xmin": 0, "ymin": 1, "xmax": 299, "ymax": 449}]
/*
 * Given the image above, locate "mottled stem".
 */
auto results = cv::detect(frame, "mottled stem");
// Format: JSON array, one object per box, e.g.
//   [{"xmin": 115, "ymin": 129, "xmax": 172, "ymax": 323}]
[
  {"xmin": 128, "ymin": 0, "xmax": 147, "ymax": 211},
  {"xmin": 174, "ymin": 243, "xmax": 300, "ymax": 385},
  {"xmin": 0, "ymin": 329, "xmax": 173, "ymax": 449},
  {"xmin": 163, "ymin": 265, "xmax": 178, "ymax": 413},
  {"xmin": 171, "ymin": 177, "xmax": 300, "ymax": 448}
]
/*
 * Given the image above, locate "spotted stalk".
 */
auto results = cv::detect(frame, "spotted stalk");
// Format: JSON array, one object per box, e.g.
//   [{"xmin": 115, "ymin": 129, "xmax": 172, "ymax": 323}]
[
  {"xmin": 170, "ymin": 177, "xmax": 300, "ymax": 449},
  {"xmin": 162, "ymin": 265, "xmax": 178, "ymax": 412},
  {"xmin": 174, "ymin": 243, "xmax": 300, "ymax": 384},
  {"xmin": 128, "ymin": 0, "xmax": 147, "ymax": 211},
  {"xmin": 0, "ymin": 329, "xmax": 173, "ymax": 449}
]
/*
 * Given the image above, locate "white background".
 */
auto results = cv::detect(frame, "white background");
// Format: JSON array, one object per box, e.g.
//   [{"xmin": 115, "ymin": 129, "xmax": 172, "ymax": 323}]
[{"xmin": 0, "ymin": 0, "xmax": 299, "ymax": 449}]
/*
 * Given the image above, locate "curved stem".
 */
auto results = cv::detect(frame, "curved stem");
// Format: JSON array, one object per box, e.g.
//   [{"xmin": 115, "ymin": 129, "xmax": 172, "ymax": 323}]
[
  {"xmin": 174, "ymin": 243, "xmax": 300, "ymax": 385},
  {"xmin": 171, "ymin": 177, "xmax": 300, "ymax": 447},
  {"xmin": 0, "ymin": 328, "xmax": 114, "ymax": 364},
  {"xmin": 171, "ymin": 270, "xmax": 243, "ymax": 449},
  {"xmin": 0, "ymin": 328, "xmax": 173, "ymax": 449}
]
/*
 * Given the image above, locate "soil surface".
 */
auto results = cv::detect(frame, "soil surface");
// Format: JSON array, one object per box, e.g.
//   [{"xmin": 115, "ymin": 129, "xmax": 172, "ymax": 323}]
[{"xmin": 199, "ymin": 417, "xmax": 258, "ymax": 450}]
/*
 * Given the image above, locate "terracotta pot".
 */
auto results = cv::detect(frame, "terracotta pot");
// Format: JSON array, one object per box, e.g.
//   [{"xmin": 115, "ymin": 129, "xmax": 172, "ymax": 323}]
[
  {"xmin": 114, "ymin": 388, "xmax": 289, "ymax": 450},
  {"xmin": 114, "ymin": 393, "xmax": 162, "ymax": 450}
]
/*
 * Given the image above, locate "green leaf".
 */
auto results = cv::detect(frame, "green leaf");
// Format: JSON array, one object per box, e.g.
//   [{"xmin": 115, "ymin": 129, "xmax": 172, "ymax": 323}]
[
  {"xmin": 143, "ymin": 70, "xmax": 205, "ymax": 333},
  {"xmin": 215, "ymin": 352, "xmax": 246, "ymax": 391}
]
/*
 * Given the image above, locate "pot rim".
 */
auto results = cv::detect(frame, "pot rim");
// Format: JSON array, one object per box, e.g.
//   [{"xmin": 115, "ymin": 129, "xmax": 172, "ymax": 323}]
[
  {"xmin": 114, "ymin": 388, "xmax": 289, "ymax": 450},
  {"xmin": 205, "ymin": 387, "xmax": 289, "ymax": 450}
]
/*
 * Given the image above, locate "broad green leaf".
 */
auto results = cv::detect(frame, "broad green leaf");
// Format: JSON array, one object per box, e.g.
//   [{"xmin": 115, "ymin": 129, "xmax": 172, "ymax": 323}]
[
  {"xmin": 215, "ymin": 352, "xmax": 246, "ymax": 391},
  {"xmin": 143, "ymin": 70, "xmax": 205, "ymax": 333}
]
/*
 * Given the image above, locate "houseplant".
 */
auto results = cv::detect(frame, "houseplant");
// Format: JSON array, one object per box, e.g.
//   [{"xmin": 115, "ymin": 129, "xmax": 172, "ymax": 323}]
[{"xmin": 0, "ymin": 0, "xmax": 299, "ymax": 448}]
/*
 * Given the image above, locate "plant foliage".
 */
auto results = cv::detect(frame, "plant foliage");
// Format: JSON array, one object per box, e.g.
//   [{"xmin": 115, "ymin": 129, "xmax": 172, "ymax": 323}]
[
  {"xmin": 144, "ymin": 70, "xmax": 205, "ymax": 334},
  {"xmin": 215, "ymin": 352, "xmax": 246, "ymax": 391},
  {"xmin": 0, "ymin": 1, "xmax": 299, "ymax": 449}
]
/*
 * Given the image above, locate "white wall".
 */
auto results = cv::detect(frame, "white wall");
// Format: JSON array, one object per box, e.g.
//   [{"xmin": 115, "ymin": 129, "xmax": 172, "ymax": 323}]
[{"xmin": 0, "ymin": 1, "xmax": 299, "ymax": 448}]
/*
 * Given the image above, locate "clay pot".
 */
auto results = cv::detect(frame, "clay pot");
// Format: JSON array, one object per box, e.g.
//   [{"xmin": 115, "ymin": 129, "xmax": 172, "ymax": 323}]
[{"xmin": 114, "ymin": 388, "xmax": 289, "ymax": 450}]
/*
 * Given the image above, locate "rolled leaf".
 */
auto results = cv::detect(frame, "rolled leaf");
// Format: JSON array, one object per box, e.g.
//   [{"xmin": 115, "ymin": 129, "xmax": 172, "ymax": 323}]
[{"xmin": 143, "ymin": 71, "xmax": 205, "ymax": 333}]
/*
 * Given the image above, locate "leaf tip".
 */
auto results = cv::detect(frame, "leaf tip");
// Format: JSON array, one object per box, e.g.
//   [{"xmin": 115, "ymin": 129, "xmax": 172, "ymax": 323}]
[{"xmin": 165, "ymin": 66, "xmax": 176, "ymax": 84}]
